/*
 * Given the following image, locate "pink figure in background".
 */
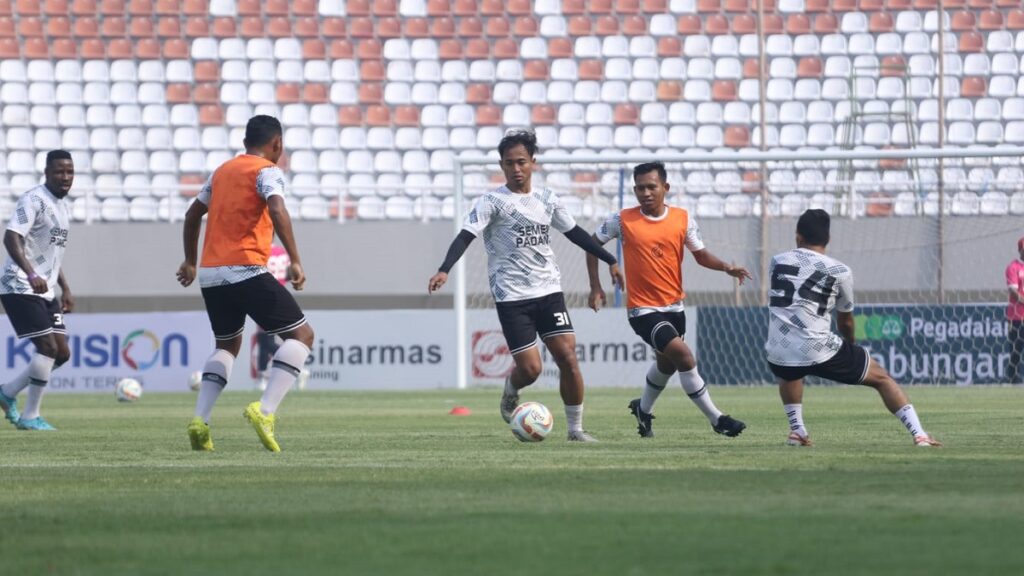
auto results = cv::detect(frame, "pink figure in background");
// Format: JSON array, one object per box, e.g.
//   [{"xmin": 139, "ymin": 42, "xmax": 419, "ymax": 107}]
[{"xmin": 267, "ymin": 244, "xmax": 290, "ymax": 286}]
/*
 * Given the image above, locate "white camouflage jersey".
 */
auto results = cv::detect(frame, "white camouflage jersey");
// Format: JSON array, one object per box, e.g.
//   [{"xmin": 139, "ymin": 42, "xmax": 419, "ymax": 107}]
[
  {"xmin": 766, "ymin": 248, "xmax": 854, "ymax": 366},
  {"xmin": 0, "ymin": 185, "xmax": 70, "ymax": 300},
  {"xmin": 197, "ymin": 165, "xmax": 286, "ymax": 288},
  {"xmin": 462, "ymin": 185, "xmax": 576, "ymax": 303}
]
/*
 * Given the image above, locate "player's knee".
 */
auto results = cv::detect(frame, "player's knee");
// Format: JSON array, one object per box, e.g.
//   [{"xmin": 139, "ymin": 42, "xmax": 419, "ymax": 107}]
[
  {"xmin": 54, "ymin": 348, "xmax": 71, "ymax": 367},
  {"xmin": 33, "ymin": 337, "xmax": 58, "ymax": 359},
  {"xmin": 285, "ymin": 323, "xmax": 315, "ymax": 348},
  {"xmin": 515, "ymin": 358, "xmax": 542, "ymax": 383}
]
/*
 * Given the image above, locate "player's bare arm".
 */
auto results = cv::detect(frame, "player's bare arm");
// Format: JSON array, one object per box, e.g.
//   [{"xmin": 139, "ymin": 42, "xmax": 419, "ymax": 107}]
[
  {"xmin": 3, "ymin": 230, "xmax": 47, "ymax": 294},
  {"xmin": 58, "ymin": 269, "xmax": 74, "ymax": 313},
  {"xmin": 429, "ymin": 230, "xmax": 476, "ymax": 294},
  {"xmin": 692, "ymin": 249, "xmax": 753, "ymax": 284},
  {"xmin": 267, "ymin": 195, "xmax": 305, "ymax": 291},
  {"xmin": 1010, "ymin": 286, "xmax": 1024, "ymax": 304},
  {"xmin": 837, "ymin": 311, "xmax": 855, "ymax": 345},
  {"xmin": 176, "ymin": 199, "xmax": 208, "ymax": 287},
  {"xmin": 585, "ymin": 233, "xmax": 624, "ymax": 312}
]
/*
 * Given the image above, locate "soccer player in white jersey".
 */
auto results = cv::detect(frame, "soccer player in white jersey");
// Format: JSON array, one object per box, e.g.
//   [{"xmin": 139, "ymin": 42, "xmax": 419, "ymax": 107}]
[
  {"xmin": 0, "ymin": 150, "xmax": 75, "ymax": 431},
  {"xmin": 428, "ymin": 130, "xmax": 622, "ymax": 442},
  {"xmin": 766, "ymin": 209, "xmax": 941, "ymax": 447},
  {"xmin": 587, "ymin": 162, "xmax": 750, "ymax": 439}
]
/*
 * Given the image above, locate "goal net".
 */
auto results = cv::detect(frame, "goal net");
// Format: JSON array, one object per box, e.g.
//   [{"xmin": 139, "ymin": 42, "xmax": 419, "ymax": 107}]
[{"xmin": 453, "ymin": 147, "xmax": 1024, "ymax": 389}]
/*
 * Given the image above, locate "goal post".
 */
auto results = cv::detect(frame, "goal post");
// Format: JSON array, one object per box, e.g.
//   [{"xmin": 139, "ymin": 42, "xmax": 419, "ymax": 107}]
[{"xmin": 453, "ymin": 146, "xmax": 1024, "ymax": 390}]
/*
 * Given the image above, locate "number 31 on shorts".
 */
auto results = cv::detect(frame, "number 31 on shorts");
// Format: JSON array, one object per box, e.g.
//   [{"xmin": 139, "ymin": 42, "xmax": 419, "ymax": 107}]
[{"xmin": 553, "ymin": 312, "xmax": 569, "ymax": 326}]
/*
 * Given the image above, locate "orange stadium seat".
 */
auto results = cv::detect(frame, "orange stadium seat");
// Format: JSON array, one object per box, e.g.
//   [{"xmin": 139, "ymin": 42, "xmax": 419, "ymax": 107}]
[
  {"xmin": 697, "ymin": 0, "xmax": 720, "ymax": 12},
  {"xmin": 199, "ymin": 104, "xmax": 224, "ymax": 126},
  {"xmin": 394, "ymin": 105, "xmax": 420, "ymax": 126},
  {"xmin": 431, "ymin": 16, "xmax": 455, "ymax": 37},
  {"xmin": 869, "ymin": 12, "xmax": 893, "ymax": 32},
  {"xmin": 322, "ymin": 17, "xmax": 346, "ymax": 37},
  {"xmin": 108, "ymin": 38, "xmax": 132, "ymax": 57},
  {"xmin": 579, "ymin": 59, "xmax": 604, "ymax": 80},
  {"xmin": 405, "ymin": 17, "xmax": 430, "ymax": 37},
  {"xmin": 959, "ymin": 31, "xmax": 984, "ymax": 52},
  {"xmin": 44, "ymin": 0, "xmax": 68, "ymax": 14},
  {"xmin": 804, "ymin": 0, "xmax": 828, "ymax": 10},
  {"xmin": 880, "ymin": 55, "xmax": 906, "ymax": 76},
  {"xmin": 366, "ymin": 105, "xmax": 390, "ymax": 126},
  {"xmin": 268, "ymin": 17, "xmax": 293, "ymax": 38},
  {"xmin": 1009, "ymin": 10, "xmax": 1024, "ymax": 30},
  {"xmin": 507, "ymin": 0, "xmax": 531, "ymax": 14},
  {"xmin": 866, "ymin": 194, "xmax": 893, "ymax": 218},
  {"xmin": 347, "ymin": 0, "xmax": 369, "ymax": 15},
  {"xmin": 163, "ymin": 37, "xmax": 188, "ymax": 57},
  {"xmin": 166, "ymin": 83, "xmax": 191, "ymax": 103},
  {"xmin": 743, "ymin": 58, "xmax": 761, "ymax": 78},
  {"xmin": 725, "ymin": 0, "xmax": 747, "ymax": 10},
  {"xmin": 833, "ymin": 0, "xmax": 857, "ymax": 11},
  {"xmin": 623, "ymin": 15, "xmax": 647, "ymax": 35},
  {"xmin": 616, "ymin": 0, "xmax": 640, "ymax": 12},
  {"xmin": 16, "ymin": 0, "xmax": 39, "ymax": 14},
  {"xmin": 561, "ymin": 0, "xmax": 584, "ymax": 13},
  {"xmin": 71, "ymin": 0, "xmax": 96, "ymax": 14},
  {"xmin": 968, "ymin": 0, "xmax": 992, "ymax": 5},
  {"xmin": 211, "ymin": 17, "xmax": 235, "ymax": 37},
  {"xmin": 814, "ymin": 14, "xmax": 838, "ymax": 33},
  {"xmin": 459, "ymin": 16, "xmax": 482, "ymax": 37},
  {"xmin": 0, "ymin": 15, "xmax": 11, "ymax": 35},
  {"xmin": 979, "ymin": 10, "xmax": 1004, "ymax": 30},
  {"xmin": 302, "ymin": 38, "xmax": 325, "ymax": 58},
  {"xmin": 656, "ymin": 36, "xmax": 680, "ymax": 57},
  {"xmin": 524, "ymin": 60, "xmax": 550, "ymax": 80},
  {"xmin": 377, "ymin": 17, "xmax": 401, "ymax": 38},
  {"xmin": 951, "ymin": 11, "xmax": 976, "ymax": 31},
  {"xmin": 101, "ymin": 0, "xmax": 124, "ymax": 14},
  {"xmin": 373, "ymin": 0, "xmax": 397, "ymax": 16},
  {"xmin": 236, "ymin": 0, "xmax": 259, "ymax": 14},
  {"xmin": 568, "ymin": 15, "xmax": 591, "ymax": 35},
  {"xmin": 266, "ymin": 0, "xmax": 289, "ymax": 15},
  {"xmin": 884, "ymin": 0, "xmax": 911, "ymax": 7},
  {"xmin": 292, "ymin": 0, "xmax": 316, "ymax": 15},
  {"xmin": 156, "ymin": 16, "xmax": 180, "ymax": 37},
  {"xmin": 0, "ymin": 37, "xmax": 18, "ymax": 56},
  {"xmin": 155, "ymin": 0, "xmax": 179, "ymax": 13},
  {"xmin": 338, "ymin": 105, "xmax": 362, "ymax": 126},
  {"xmin": 913, "ymin": 0, "xmax": 937, "ymax": 7},
  {"xmin": 514, "ymin": 16, "xmax": 538, "ymax": 36},
  {"xmin": 531, "ymin": 104, "xmax": 556, "ymax": 125},
  {"xmin": 128, "ymin": 0, "xmax": 152, "ymax": 13},
  {"xmin": 100, "ymin": 16, "xmax": 125, "ymax": 37},
  {"xmin": 182, "ymin": 0, "xmax": 206, "ymax": 15},
  {"xmin": 333, "ymin": 38, "xmax": 358, "ymax": 57},
  {"xmin": 24, "ymin": 37, "xmax": 49, "ymax": 58},
  {"xmin": 240, "ymin": 16, "xmax": 264, "ymax": 37},
  {"xmin": 494, "ymin": 38, "xmax": 517, "ymax": 58},
  {"xmin": 357, "ymin": 38, "xmax": 382, "ymax": 59},
  {"xmin": 276, "ymin": 84, "xmax": 301, "ymax": 104},
  {"xmin": 544, "ymin": 37, "xmax": 569, "ymax": 58},
  {"xmin": 787, "ymin": 14, "xmax": 811, "ymax": 34},
  {"xmin": 614, "ymin": 104, "xmax": 639, "ymax": 125},
  {"xmin": 713, "ymin": 80, "xmax": 737, "ymax": 101},
  {"xmin": 798, "ymin": 57, "xmax": 823, "ymax": 77},
  {"xmin": 643, "ymin": 0, "xmax": 667, "ymax": 11},
  {"xmin": 136, "ymin": 37, "xmax": 160, "ymax": 57},
  {"xmin": 480, "ymin": 0, "xmax": 504, "ymax": 15},
  {"xmin": 588, "ymin": 0, "xmax": 612, "ymax": 12},
  {"xmin": 452, "ymin": 0, "xmax": 475, "ymax": 15},
  {"xmin": 764, "ymin": 14, "xmax": 784, "ymax": 33},
  {"xmin": 194, "ymin": 61, "xmax": 218, "ymax": 82},
  {"xmin": 80, "ymin": 37, "xmax": 105, "ymax": 57},
  {"xmin": 184, "ymin": 16, "xmax": 208, "ymax": 37},
  {"xmin": 678, "ymin": 15, "xmax": 701, "ymax": 34},
  {"xmin": 359, "ymin": 84, "xmax": 383, "ymax": 105},
  {"xmin": 961, "ymin": 77, "xmax": 986, "ymax": 97},
  {"xmin": 46, "ymin": 16, "xmax": 71, "ymax": 36},
  {"xmin": 860, "ymin": 0, "xmax": 884, "ymax": 8},
  {"xmin": 130, "ymin": 16, "xmax": 154, "ymax": 37},
  {"xmin": 360, "ymin": 60, "xmax": 384, "ymax": 81},
  {"xmin": 193, "ymin": 83, "xmax": 218, "ymax": 103},
  {"xmin": 657, "ymin": 80, "xmax": 682, "ymax": 101},
  {"xmin": 733, "ymin": 14, "xmax": 756, "ymax": 34},
  {"xmin": 596, "ymin": 15, "xmax": 619, "ymax": 35},
  {"xmin": 705, "ymin": 15, "xmax": 729, "ymax": 35},
  {"xmin": 427, "ymin": 0, "xmax": 449, "ymax": 15},
  {"xmin": 476, "ymin": 105, "xmax": 501, "ymax": 125},
  {"xmin": 439, "ymin": 38, "xmax": 462, "ymax": 59},
  {"xmin": 466, "ymin": 84, "xmax": 490, "ymax": 104},
  {"xmin": 486, "ymin": 16, "xmax": 510, "ymax": 37},
  {"xmin": 725, "ymin": 126, "xmax": 749, "ymax": 148},
  {"xmin": 52, "ymin": 38, "xmax": 77, "ymax": 57},
  {"xmin": 17, "ymin": 16, "xmax": 43, "ymax": 36},
  {"xmin": 293, "ymin": 16, "xmax": 319, "ymax": 37}
]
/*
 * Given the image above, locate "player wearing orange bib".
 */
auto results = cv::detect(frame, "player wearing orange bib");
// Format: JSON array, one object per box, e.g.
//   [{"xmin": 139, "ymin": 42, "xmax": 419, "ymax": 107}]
[
  {"xmin": 586, "ymin": 162, "xmax": 751, "ymax": 439},
  {"xmin": 176, "ymin": 115, "xmax": 314, "ymax": 453}
]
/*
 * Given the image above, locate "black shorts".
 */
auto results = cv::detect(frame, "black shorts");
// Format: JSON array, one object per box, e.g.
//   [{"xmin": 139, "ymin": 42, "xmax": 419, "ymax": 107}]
[
  {"xmin": 0, "ymin": 294, "xmax": 67, "ymax": 339},
  {"xmin": 200, "ymin": 273, "xmax": 306, "ymax": 341},
  {"xmin": 767, "ymin": 341, "xmax": 871, "ymax": 385},
  {"xmin": 494, "ymin": 292, "xmax": 574, "ymax": 355},
  {"xmin": 628, "ymin": 310, "xmax": 686, "ymax": 352}
]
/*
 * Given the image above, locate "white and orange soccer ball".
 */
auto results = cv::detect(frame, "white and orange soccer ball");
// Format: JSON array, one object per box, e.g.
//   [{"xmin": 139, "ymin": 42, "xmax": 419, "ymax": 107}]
[
  {"xmin": 509, "ymin": 401, "xmax": 553, "ymax": 442},
  {"xmin": 188, "ymin": 371, "xmax": 202, "ymax": 392},
  {"xmin": 115, "ymin": 378, "xmax": 143, "ymax": 403}
]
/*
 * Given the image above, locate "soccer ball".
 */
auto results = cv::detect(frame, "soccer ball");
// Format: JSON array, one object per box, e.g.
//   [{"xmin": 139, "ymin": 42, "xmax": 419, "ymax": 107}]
[
  {"xmin": 115, "ymin": 378, "xmax": 143, "ymax": 403},
  {"xmin": 509, "ymin": 401, "xmax": 554, "ymax": 442},
  {"xmin": 188, "ymin": 370, "xmax": 202, "ymax": 391}
]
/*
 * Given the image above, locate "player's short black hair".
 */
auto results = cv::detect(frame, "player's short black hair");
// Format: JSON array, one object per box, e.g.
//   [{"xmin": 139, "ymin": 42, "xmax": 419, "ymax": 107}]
[
  {"xmin": 797, "ymin": 209, "xmax": 831, "ymax": 246},
  {"xmin": 244, "ymin": 115, "xmax": 283, "ymax": 148},
  {"xmin": 633, "ymin": 162, "xmax": 667, "ymax": 183},
  {"xmin": 498, "ymin": 129, "xmax": 538, "ymax": 159},
  {"xmin": 45, "ymin": 149, "xmax": 73, "ymax": 168}
]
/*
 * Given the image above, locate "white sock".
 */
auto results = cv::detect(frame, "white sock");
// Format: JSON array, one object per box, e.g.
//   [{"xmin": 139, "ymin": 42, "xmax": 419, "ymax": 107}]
[
  {"xmin": 564, "ymin": 404, "xmax": 583, "ymax": 433},
  {"xmin": 194, "ymin": 349, "xmax": 234, "ymax": 423},
  {"xmin": 895, "ymin": 404, "xmax": 926, "ymax": 437},
  {"xmin": 641, "ymin": 363, "xmax": 672, "ymax": 413},
  {"xmin": 2, "ymin": 353, "xmax": 55, "ymax": 398},
  {"xmin": 678, "ymin": 367, "xmax": 723, "ymax": 424},
  {"xmin": 21, "ymin": 384, "xmax": 46, "ymax": 420},
  {"xmin": 260, "ymin": 339, "xmax": 310, "ymax": 415},
  {"xmin": 784, "ymin": 403, "xmax": 807, "ymax": 437}
]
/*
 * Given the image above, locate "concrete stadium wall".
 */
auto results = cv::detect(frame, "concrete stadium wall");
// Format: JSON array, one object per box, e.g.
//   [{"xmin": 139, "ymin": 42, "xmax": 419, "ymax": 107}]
[{"xmin": 59, "ymin": 216, "xmax": 1023, "ymax": 312}]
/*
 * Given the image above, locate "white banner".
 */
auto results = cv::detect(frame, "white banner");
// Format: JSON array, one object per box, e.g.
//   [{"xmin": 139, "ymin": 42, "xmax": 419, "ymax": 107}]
[
  {"xmin": 237, "ymin": 310, "xmax": 456, "ymax": 390},
  {"xmin": 0, "ymin": 311, "xmax": 213, "ymax": 394},
  {"xmin": 467, "ymin": 307, "xmax": 698, "ymax": 388}
]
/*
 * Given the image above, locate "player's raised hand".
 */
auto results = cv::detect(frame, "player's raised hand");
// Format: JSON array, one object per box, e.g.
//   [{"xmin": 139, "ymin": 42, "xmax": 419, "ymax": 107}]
[
  {"xmin": 588, "ymin": 287, "xmax": 606, "ymax": 312},
  {"xmin": 609, "ymin": 263, "xmax": 625, "ymax": 290},
  {"xmin": 176, "ymin": 262, "xmax": 196, "ymax": 287},
  {"xmin": 726, "ymin": 265, "xmax": 753, "ymax": 285},
  {"xmin": 428, "ymin": 271, "xmax": 448, "ymax": 293},
  {"xmin": 289, "ymin": 262, "xmax": 306, "ymax": 291}
]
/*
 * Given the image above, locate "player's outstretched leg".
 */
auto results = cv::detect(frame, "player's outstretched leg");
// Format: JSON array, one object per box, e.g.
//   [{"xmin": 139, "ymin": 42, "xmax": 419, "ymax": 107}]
[
  {"xmin": 628, "ymin": 359, "xmax": 673, "ymax": 438},
  {"xmin": 14, "ymin": 334, "xmax": 65, "ymax": 431},
  {"xmin": 245, "ymin": 324, "xmax": 314, "ymax": 452},
  {"xmin": 779, "ymin": 378, "xmax": 812, "ymax": 446},
  {"xmin": 661, "ymin": 339, "xmax": 745, "ymax": 437},
  {"xmin": 188, "ymin": 347, "xmax": 235, "ymax": 451},
  {"xmin": 501, "ymin": 347, "xmax": 541, "ymax": 423},
  {"xmin": 545, "ymin": 333, "xmax": 596, "ymax": 442},
  {"xmin": 860, "ymin": 359, "xmax": 942, "ymax": 447}
]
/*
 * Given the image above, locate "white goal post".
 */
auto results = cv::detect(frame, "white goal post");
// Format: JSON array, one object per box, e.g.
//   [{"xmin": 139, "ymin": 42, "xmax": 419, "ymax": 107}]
[{"xmin": 452, "ymin": 146, "xmax": 1024, "ymax": 390}]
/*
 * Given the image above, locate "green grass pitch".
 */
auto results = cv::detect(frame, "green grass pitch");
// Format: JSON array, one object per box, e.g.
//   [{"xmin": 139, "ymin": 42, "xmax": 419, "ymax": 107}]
[{"xmin": 2, "ymin": 387, "xmax": 1023, "ymax": 575}]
